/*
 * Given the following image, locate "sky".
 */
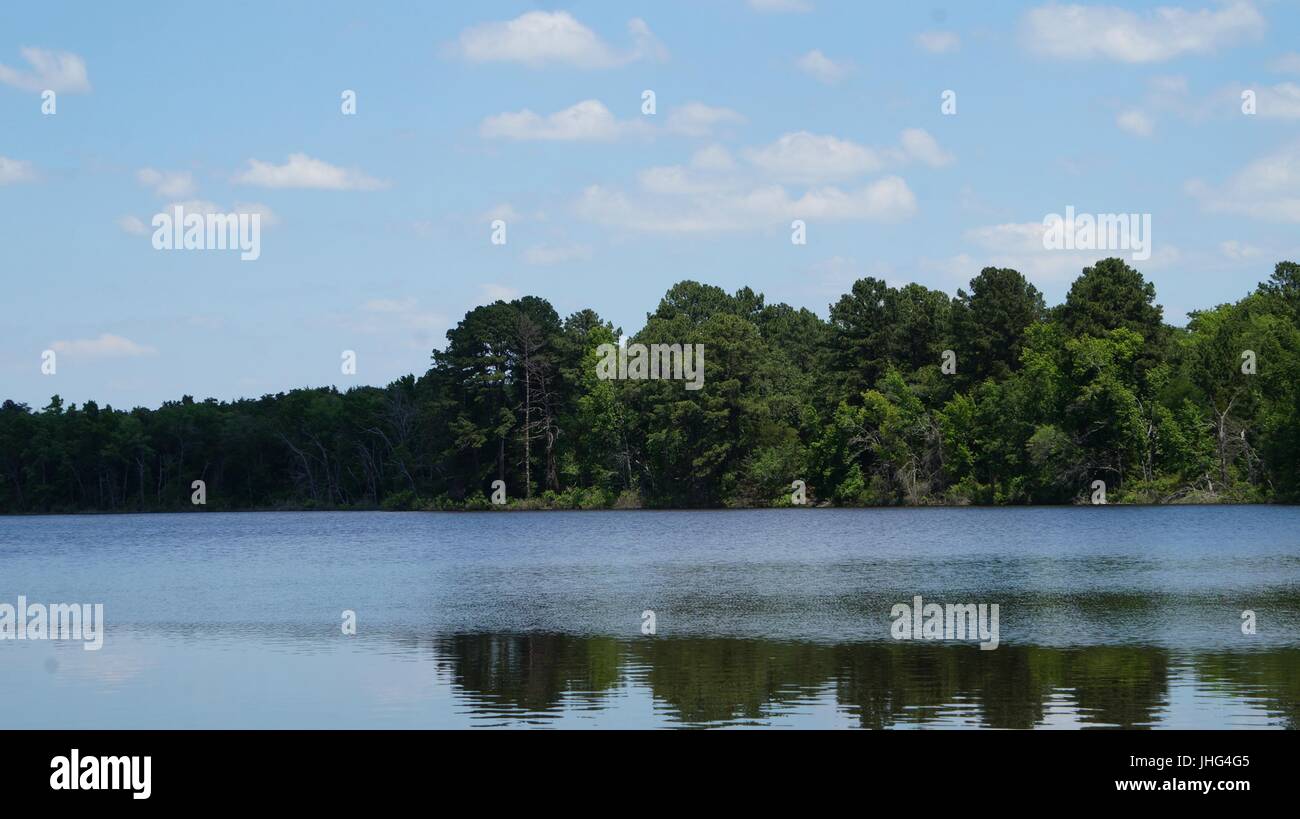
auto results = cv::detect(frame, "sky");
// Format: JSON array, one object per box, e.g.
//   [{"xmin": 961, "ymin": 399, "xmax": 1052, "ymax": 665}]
[{"xmin": 2, "ymin": 0, "xmax": 1298, "ymax": 410}]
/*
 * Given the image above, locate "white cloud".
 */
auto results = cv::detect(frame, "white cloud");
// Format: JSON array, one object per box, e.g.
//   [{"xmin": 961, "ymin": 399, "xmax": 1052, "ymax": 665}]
[
  {"xmin": 1021, "ymin": 1, "xmax": 1264, "ymax": 63},
  {"xmin": 576, "ymin": 176, "xmax": 915, "ymax": 234},
  {"xmin": 484, "ymin": 203, "xmax": 519, "ymax": 222},
  {"xmin": 117, "ymin": 215, "xmax": 148, "ymax": 235},
  {"xmin": 925, "ymin": 251, "xmax": 1097, "ymax": 287},
  {"xmin": 744, "ymin": 131, "xmax": 883, "ymax": 184},
  {"xmin": 1274, "ymin": 52, "xmax": 1300, "ymax": 74},
  {"xmin": 964, "ymin": 220, "xmax": 1178, "ymax": 270},
  {"xmin": 1155, "ymin": 74, "xmax": 1191, "ymax": 94},
  {"xmin": 691, "ymin": 144, "xmax": 735, "ymax": 171},
  {"xmin": 977, "ymin": 221, "xmax": 1156, "ymax": 274},
  {"xmin": 137, "ymin": 168, "xmax": 196, "ymax": 198},
  {"xmin": 742, "ymin": 129, "xmax": 955, "ymax": 181},
  {"xmin": 0, "ymin": 47, "xmax": 90, "ymax": 93},
  {"xmin": 164, "ymin": 199, "xmax": 223, "ymax": 217},
  {"xmin": 233, "ymin": 153, "xmax": 388, "ymax": 190},
  {"xmin": 231, "ymin": 201, "xmax": 281, "ymax": 227},
  {"xmin": 925, "ymin": 220, "xmax": 1178, "ymax": 286},
  {"xmin": 1130, "ymin": 75, "xmax": 1298, "ymax": 124},
  {"xmin": 795, "ymin": 50, "xmax": 850, "ymax": 84},
  {"xmin": 899, "ymin": 128, "xmax": 955, "ymax": 167},
  {"xmin": 564, "ymin": 124, "xmax": 953, "ymax": 236},
  {"xmin": 665, "ymin": 102, "xmax": 746, "ymax": 137},
  {"xmin": 0, "ymin": 156, "xmax": 36, "ymax": 185},
  {"xmin": 1219, "ymin": 239, "xmax": 1261, "ymax": 260},
  {"xmin": 747, "ymin": 0, "xmax": 813, "ymax": 12},
  {"xmin": 1186, "ymin": 142, "xmax": 1300, "ymax": 222},
  {"xmin": 637, "ymin": 164, "xmax": 736, "ymax": 195},
  {"xmin": 51, "ymin": 334, "xmax": 156, "ymax": 358},
  {"xmin": 1116, "ymin": 108, "xmax": 1155, "ymax": 136},
  {"xmin": 965, "ymin": 222, "xmax": 1056, "ymax": 254},
  {"xmin": 1253, "ymin": 83, "xmax": 1300, "ymax": 119},
  {"xmin": 452, "ymin": 11, "xmax": 665, "ymax": 68},
  {"xmin": 481, "ymin": 99, "xmax": 636, "ymax": 141},
  {"xmin": 916, "ymin": 31, "xmax": 961, "ymax": 54},
  {"xmin": 523, "ymin": 243, "xmax": 593, "ymax": 265}
]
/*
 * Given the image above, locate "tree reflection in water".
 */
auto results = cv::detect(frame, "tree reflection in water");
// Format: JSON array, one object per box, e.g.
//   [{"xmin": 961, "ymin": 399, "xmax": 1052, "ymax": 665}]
[{"xmin": 426, "ymin": 634, "xmax": 1299, "ymax": 729}]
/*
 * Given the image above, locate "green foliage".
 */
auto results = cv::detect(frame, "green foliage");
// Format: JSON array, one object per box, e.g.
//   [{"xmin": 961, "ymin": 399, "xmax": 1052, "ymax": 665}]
[{"xmin": 2, "ymin": 261, "xmax": 1298, "ymax": 512}]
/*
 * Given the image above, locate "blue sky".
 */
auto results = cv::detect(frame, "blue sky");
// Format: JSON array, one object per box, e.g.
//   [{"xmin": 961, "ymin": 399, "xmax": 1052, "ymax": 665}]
[{"xmin": 2, "ymin": 0, "xmax": 1298, "ymax": 409}]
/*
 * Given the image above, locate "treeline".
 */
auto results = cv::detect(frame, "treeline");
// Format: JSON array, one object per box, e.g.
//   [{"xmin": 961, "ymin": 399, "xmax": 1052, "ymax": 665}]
[{"xmin": 2, "ymin": 258, "xmax": 1298, "ymax": 513}]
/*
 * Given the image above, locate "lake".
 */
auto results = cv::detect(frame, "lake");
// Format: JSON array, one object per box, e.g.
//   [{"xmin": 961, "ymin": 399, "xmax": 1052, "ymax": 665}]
[{"xmin": 1, "ymin": 507, "xmax": 1297, "ymax": 728}]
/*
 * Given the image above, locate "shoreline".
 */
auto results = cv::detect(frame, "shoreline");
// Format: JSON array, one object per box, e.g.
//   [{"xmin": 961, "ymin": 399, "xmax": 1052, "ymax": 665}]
[{"xmin": 2, "ymin": 500, "xmax": 1295, "ymax": 517}]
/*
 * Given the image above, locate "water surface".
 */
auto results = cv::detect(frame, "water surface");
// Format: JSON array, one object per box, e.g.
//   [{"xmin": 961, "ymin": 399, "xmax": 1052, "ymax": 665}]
[{"xmin": 1, "ymin": 508, "xmax": 1296, "ymax": 728}]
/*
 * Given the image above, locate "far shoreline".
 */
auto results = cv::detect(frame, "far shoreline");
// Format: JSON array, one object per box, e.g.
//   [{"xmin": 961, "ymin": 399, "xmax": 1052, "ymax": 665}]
[{"xmin": 2, "ymin": 501, "xmax": 1296, "ymax": 518}]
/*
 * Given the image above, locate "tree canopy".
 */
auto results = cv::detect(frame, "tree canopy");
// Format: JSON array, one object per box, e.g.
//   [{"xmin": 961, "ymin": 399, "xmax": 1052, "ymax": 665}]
[{"xmin": 2, "ymin": 258, "xmax": 1297, "ymax": 512}]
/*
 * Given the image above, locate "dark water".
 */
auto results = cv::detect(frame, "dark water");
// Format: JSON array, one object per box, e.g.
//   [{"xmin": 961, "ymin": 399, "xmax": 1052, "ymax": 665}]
[{"xmin": 1, "ymin": 508, "xmax": 1297, "ymax": 728}]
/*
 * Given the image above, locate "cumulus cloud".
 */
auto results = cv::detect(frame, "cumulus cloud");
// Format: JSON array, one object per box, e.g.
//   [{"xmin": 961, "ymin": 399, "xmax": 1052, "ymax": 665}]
[
  {"xmin": 0, "ymin": 47, "xmax": 90, "ymax": 93},
  {"xmin": 576, "ymin": 176, "xmax": 916, "ymax": 234},
  {"xmin": 965, "ymin": 222, "xmax": 1058, "ymax": 254},
  {"xmin": 233, "ymin": 153, "xmax": 388, "ymax": 190},
  {"xmin": 916, "ymin": 31, "xmax": 961, "ymax": 54},
  {"xmin": 484, "ymin": 203, "xmax": 520, "ymax": 222},
  {"xmin": 480, "ymin": 99, "xmax": 638, "ymax": 141},
  {"xmin": 0, "ymin": 156, "xmax": 36, "ymax": 185},
  {"xmin": 637, "ymin": 164, "xmax": 736, "ymax": 195},
  {"xmin": 1021, "ymin": 1, "xmax": 1264, "ymax": 62},
  {"xmin": 1116, "ymin": 108, "xmax": 1155, "ymax": 136},
  {"xmin": 665, "ymin": 102, "xmax": 746, "ymax": 137},
  {"xmin": 925, "ymin": 220, "xmax": 1178, "ymax": 285},
  {"xmin": 1186, "ymin": 142, "xmax": 1300, "ymax": 222},
  {"xmin": 1220, "ymin": 239, "xmax": 1262, "ymax": 260},
  {"xmin": 1251, "ymin": 83, "xmax": 1300, "ymax": 119},
  {"xmin": 795, "ymin": 49, "xmax": 850, "ymax": 83},
  {"xmin": 742, "ymin": 129, "xmax": 954, "ymax": 182},
  {"xmin": 163, "ymin": 199, "xmax": 224, "ymax": 217},
  {"xmin": 231, "ymin": 202, "xmax": 280, "ymax": 227},
  {"xmin": 480, "ymin": 99, "xmax": 740, "ymax": 142},
  {"xmin": 452, "ymin": 11, "xmax": 665, "ymax": 68},
  {"xmin": 744, "ymin": 132, "xmax": 884, "ymax": 184},
  {"xmin": 116, "ymin": 215, "xmax": 148, "ymax": 235},
  {"xmin": 566, "ymin": 124, "xmax": 951, "ymax": 235},
  {"xmin": 691, "ymin": 144, "xmax": 736, "ymax": 171},
  {"xmin": 899, "ymin": 128, "xmax": 955, "ymax": 167},
  {"xmin": 137, "ymin": 168, "xmax": 196, "ymax": 198},
  {"xmin": 51, "ymin": 334, "xmax": 156, "ymax": 358}
]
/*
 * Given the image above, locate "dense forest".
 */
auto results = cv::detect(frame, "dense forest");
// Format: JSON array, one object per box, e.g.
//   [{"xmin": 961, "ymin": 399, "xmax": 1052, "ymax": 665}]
[{"xmin": 2, "ymin": 257, "xmax": 1298, "ymax": 513}]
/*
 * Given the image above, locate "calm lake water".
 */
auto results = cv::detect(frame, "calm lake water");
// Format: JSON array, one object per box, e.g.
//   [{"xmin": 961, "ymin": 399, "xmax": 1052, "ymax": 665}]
[{"xmin": 1, "ymin": 508, "xmax": 1297, "ymax": 729}]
